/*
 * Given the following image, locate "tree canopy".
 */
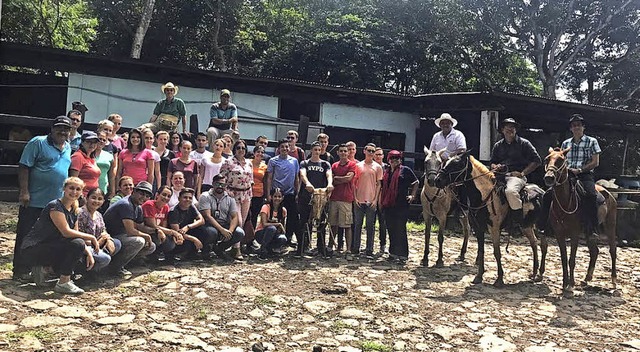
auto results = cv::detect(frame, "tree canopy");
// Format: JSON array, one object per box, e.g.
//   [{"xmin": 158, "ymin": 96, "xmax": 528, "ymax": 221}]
[{"xmin": 1, "ymin": 0, "xmax": 638, "ymax": 109}]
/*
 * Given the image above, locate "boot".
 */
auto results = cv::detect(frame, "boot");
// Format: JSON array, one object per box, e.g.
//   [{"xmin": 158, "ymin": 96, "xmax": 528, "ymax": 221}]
[{"xmin": 230, "ymin": 247, "xmax": 244, "ymax": 261}]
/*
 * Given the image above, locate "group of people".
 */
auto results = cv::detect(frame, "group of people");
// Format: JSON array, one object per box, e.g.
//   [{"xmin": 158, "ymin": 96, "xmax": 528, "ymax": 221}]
[{"xmin": 11, "ymin": 83, "xmax": 424, "ymax": 295}]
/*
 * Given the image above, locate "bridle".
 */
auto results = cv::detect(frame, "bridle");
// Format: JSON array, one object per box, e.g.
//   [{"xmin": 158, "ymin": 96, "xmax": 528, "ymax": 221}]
[{"xmin": 545, "ymin": 154, "xmax": 579, "ymax": 215}]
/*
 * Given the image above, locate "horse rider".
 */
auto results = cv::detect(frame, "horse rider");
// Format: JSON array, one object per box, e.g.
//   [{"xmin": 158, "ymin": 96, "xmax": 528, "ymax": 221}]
[
  {"xmin": 563, "ymin": 114, "xmax": 601, "ymax": 238},
  {"xmin": 429, "ymin": 113, "xmax": 467, "ymax": 160},
  {"xmin": 490, "ymin": 118, "xmax": 541, "ymax": 225}
]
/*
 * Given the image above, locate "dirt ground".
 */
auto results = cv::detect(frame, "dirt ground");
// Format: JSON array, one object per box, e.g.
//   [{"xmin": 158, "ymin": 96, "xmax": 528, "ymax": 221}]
[{"xmin": 0, "ymin": 201, "xmax": 640, "ymax": 352}]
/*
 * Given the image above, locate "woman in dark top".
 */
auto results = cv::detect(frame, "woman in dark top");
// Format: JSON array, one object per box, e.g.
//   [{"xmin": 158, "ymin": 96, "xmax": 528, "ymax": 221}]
[
  {"xmin": 155, "ymin": 131, "xmax": 175, "ymax": 188},
  {"xmin": 20, "ymin": 177, "xmax": 100, "ymax": 294},
  {"xmin": 380, "ymin": 150, "xmax": 419, "ymax": 265}
]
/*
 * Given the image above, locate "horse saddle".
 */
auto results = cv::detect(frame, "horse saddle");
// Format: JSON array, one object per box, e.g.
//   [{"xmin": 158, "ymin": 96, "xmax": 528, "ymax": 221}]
[
  {"xmin": 157, "ymin": 113, "xmax": 179, "ymax": 131},
  {"xmin": 495, "ymin": 180, "xmax": 544, "ymax": 204},
  {"xmin": 574, "ymin": 179, "xmax": 606, "ymax": 205}
]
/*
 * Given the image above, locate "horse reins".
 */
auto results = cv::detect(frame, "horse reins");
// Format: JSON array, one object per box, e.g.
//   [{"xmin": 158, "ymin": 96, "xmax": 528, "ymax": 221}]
[{"xmin": 545, "ymin": 156, "xmax": 579, "ymax": 215}]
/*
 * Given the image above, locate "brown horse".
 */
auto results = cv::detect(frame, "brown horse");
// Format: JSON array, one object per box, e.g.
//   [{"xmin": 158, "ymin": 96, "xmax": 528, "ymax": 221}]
[
  {"xmin": 543, "ymin": 148, "xmax": 617, "ymax": 291},
  {"xmin": 435, "ymin": 151, "xmax": 547, "ymax": 286},
  {"xmin": 421, "ymin": 147, "xmax": 471, "ymax": 267}
]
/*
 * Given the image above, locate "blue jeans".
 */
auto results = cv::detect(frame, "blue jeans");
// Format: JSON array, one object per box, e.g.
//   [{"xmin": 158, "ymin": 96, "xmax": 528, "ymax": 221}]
[
  {"xmin": 173, "ymin": 226, "xmax": 217, "ymax": 256},
  {"xmin": 255, "ymin": 226, "xmax": 287, "ymax": 253},
  {"xmin": 203, "ymin": 224, "xmax": 244, "ymax": 250},
  {"xmin": 353, "ymin": 203, "xmax": 377, "ymax": 253},
  {"xmin": 376, "ymin": 208, "xmax": 387, "ymax": 249},
  {"xmin": 78, "ymin": 238, "xmax": 122, "ymax": 273}
]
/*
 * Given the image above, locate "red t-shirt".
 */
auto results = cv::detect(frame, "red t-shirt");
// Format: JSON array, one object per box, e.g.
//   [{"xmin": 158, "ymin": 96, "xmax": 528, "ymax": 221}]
[
  {"xmin": 330, "ymin": 160, "xmax": 357, "ymax": 202},
  {"xmin": 141, "ymin": 200, "xmax": 169, "ymax": 226},
  {"xmin": 70, "ymin": 150, "xmax": 101, "ymax": 196}
]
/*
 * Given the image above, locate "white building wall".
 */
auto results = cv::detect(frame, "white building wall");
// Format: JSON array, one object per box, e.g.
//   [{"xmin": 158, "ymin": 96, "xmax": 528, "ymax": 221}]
[
  {"xmin": 320, "ymin": 103, "xmax": 420, "ymax": 154},
  {"xmin": 66, "ymin": 73, "xmax": 280, "ymax": 138}
]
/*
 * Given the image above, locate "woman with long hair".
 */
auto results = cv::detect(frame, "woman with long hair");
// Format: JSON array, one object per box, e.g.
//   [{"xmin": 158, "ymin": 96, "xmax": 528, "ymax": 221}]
[
  {"xmin": 255, "ymin": 188, "xmax": 288, "ymax": 260},
  {"xmin": 69, "ymin": 132, "xmax": 101, "ymax": 197},
  {"xmin": 78, "ymin": 188, "xmax": 122, "ymax": 274},
  {"xmin": 220, "ymin": 139, "xmax": 253, "ymax": 260},
  {"xmin": 200, "ymin": 138, "xmax": 226, "ymax": 197},
  {"xmin": 117, "ymin": 128, "xmax": 155, "ymax": 185},
  {"xmin": 155, "ymin": 131, "xmax": 175, "ymax": 188},
  {"xmin": 142, "ymin": 128, "xmax": 162, "ymax": 191},
  {"xmin": 19, "ymin": 177, "xmax": 99, "ymax": 294},
  {"xmin": 380, "ymin": 150, "xmax": 419, "ymax": 265},
  {"xmin": 169, "ymin": 131, "xmax": 183, "ymax": 158},
  {"xmin": 249, "ymin": 145, "xmax": 268, "ymax": 228},
  {"xmin": 167, "ymin": 141, "xmax": 200, "ymax": 191}
]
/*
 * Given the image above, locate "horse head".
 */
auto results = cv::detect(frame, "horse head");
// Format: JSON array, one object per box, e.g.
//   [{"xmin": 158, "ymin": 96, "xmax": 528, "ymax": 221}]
[
  {"xmin": 544, "ymin": 147, "xmax": 571, "ymax": 186},
  {"xmin": 423, "ymin": 146, "xmax": 446, "ymax": 187},
  {"xmin": 434, "ymin": 150, "xmax": 471, "ymax": 189}
]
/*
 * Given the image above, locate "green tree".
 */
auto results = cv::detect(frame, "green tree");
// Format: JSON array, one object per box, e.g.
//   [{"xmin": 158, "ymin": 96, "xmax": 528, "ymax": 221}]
[{"xmin": 1, "ymin": 0, "xmax": 97, "ymax": 52}]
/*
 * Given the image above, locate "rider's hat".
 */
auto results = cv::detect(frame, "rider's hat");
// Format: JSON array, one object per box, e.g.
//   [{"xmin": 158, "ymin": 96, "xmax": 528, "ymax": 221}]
[
  {"xmin": 569, "ymin": 113, "xmax": 585, "ymax": 125},
  {"xmin": 434, "ymin": 113, "xmax": 458, "ymax": 128},
  {"xmin": 499, "ymin": 118, "xmax": 520, "ymax": 129}
]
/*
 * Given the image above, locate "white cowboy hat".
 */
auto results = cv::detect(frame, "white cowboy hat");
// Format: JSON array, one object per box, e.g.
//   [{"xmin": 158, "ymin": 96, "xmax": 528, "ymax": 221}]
[
  {"xmin": 161, "ymin": 82, "xmax": 179, "ymax": 95},
  {"xmin": 434, "ymin": 113, "xmax": 458, "ymax": 128}
]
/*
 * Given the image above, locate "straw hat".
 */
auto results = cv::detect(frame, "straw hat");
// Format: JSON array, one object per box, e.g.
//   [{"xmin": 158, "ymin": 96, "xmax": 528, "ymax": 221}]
[
  {"xmin": 161, "ymin": 82, "xmax": 179, "ymax": 95},
  {"xmin": 434, "ymin": 113, "xmax": 458, "ymax": 128}
]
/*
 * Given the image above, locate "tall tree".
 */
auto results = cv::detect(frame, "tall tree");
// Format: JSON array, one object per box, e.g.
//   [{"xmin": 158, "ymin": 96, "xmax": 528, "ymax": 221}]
[
  {"xmin": 130, "ymin": 0, "xmax": 155, "ymax": 59},
  {"xmin": 465, "ymin": 0, "xmax": 640, "ymax": 98}
]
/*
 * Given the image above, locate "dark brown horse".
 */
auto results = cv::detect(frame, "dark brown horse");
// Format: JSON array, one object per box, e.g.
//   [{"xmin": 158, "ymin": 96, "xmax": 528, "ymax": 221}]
[
  {"xmin": 543, "ymin": 148, "xmax": 617, "ymax": 291},
  {"xmin": 421, "ymin": 147, "xmax": 471, "ymax": 267},
  {"xmin": 435, "ymin": 151, "xmax": 546, "ymax": 286}
]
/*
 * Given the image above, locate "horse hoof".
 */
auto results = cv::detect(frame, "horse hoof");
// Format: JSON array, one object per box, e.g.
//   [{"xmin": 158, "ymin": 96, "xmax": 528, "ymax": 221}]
[
  {"xmin": 580, "ymin": 280, "xmax": 588, "ymax": 287},
  {"xmin": 435, "ymin": 261, "xmax": 444, "ymax": 268},
  {"xmin": 456, "ymin": 256, "xmax": 465, "ymax": 262},
  {"xmin": 533, "ymin": 274, "xmax": 543, "ymax": 283},
  {"xmin": 472, "ymin": 276, "xmax": 483, "ymax": 284},
  {"xmin": 585, "ymin": 274, "xmax": 593, "ymax": 282},
  {"xmin": 421, "ymin": 259, "xmax": 428, "ymax": 267},
  {"xmin": 493, "ymin": 279, "xmax": 505, "ymax": 288}
]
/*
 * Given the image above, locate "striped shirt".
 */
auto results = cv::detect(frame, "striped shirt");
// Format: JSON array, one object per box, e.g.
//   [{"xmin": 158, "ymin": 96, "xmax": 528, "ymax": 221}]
[{"xmin": 561, "ymin": 135, "xmax": 601, "ymax": 170}]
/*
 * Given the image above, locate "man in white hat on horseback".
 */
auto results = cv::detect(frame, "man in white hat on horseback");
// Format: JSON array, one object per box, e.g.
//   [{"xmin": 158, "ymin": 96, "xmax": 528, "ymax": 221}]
[
  {"xmin": 429, "ymin": 113, "xmax": 467, "ymax": 160},
  {"xmin": 490, "ymin": 118, "xmax": 541, "ymax": 224}
]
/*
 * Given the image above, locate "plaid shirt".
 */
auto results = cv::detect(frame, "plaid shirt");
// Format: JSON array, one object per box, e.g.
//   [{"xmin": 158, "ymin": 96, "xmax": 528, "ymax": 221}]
[{"xmin": 561, "ymin": 135, "xmax": 601, "ymax": 170}]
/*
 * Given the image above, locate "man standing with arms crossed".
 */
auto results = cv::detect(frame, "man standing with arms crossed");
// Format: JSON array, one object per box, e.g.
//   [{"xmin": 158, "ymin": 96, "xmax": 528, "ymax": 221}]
[{"xmin": 329, "ymin": 144, "xmax": 357, "ymax": 259}]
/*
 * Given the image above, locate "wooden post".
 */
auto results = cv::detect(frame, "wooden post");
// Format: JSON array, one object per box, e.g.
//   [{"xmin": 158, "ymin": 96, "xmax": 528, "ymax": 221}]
[
  {"xmin": 298, "ymin": 115, "xmax": 310, "ymax": 151},
  {"xmin": 621, "ymin": 134, "xmax": 630, "ymax": 175}
]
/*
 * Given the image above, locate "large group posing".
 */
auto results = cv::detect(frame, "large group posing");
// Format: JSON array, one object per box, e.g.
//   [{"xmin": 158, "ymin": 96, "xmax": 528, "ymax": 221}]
[
  {"xmin": 11, "ymin": 83, "xmax": 427, "ymax": 295},
  {"xmin": 11, "ymin": 82, "xmax": 601, "ymax": 295}
]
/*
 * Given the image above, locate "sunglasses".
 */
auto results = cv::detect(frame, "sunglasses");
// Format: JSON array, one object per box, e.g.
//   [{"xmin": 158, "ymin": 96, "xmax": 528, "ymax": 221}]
[
  {"xmin": 99, "ymin": 138, "xmax": 108, "ymax": 143},
  {"xmin": 389, "ymin": 156, "xmax": 401, "ymax": 160},
  {"xmin": 213, "ymin": 182, "xmax": 226, "ymax": 187},
  {"xmin": 365, "ymin": 149, "xmax": 375, "ymax": 153},
  {"xmin": 236, "ymin": 146, "xmax": 246, "ymax": 150},
  {"xmin": 286, "ymin": 136, "xmax": 295, "ymax": 140}
]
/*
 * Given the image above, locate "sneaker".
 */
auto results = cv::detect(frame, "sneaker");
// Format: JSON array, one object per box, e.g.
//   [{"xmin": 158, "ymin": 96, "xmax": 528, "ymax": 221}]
[
  {"xmin": 231, "ymin": 247, "xmax": 244, "ymax": 261},
  {"xmin": 32, "ymin": 266, "xmax": 47, "ymax": 287},
  {"xmin": 117, "ymin": 268, "xmax": 132, "ymax": 279},
  {"xmin": 250, "ymin": 240, "xmax": 261, "ymax": 251},
  {"xmin": 380, "ymin": 245, "xmax": 388, "ymax": 255},
  {"xmin": 257, "ymin": 252, "xmax": 269, "ymax": 261},
  {"xmin": 293, "ymin": 251, "xmax": 303, "ymax": 259},
  {"xmin": 365, "ymin": 251, "xmax": 374, "ymax": 259},
  {"xmin": 396, "ymin": 258, "xmax": 407, "ymax": 266},
  {"xmin": 345, "ymin": 253, "xmax": 354, "ymax": 261},
  {"xmin": 54, "ymin": 280, "xmax": 85, "ymax": 294}
]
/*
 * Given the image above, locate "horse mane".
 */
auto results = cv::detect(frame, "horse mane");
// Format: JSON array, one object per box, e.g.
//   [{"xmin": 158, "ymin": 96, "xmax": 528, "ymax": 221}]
[{"xmin": 469, "ymin": 155, "xmax": 495, "ymax": 181}]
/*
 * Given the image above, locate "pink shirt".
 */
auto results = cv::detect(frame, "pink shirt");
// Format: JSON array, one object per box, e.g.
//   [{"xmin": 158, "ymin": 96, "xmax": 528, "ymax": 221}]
[
  {"xmin": 119, "ymin": 148, "xmax": 154, "ymax": 185},
  {"xmin": 355, "ymin": 160, "xmax": 383, "ymax": 203}
]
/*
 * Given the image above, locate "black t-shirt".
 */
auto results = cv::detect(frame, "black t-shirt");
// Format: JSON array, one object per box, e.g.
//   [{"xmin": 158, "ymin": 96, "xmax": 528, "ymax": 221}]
[
  {"xmin": 159, "ymin": 149, "xmax": 176, "ymax": 184},
  {"xmin": 299, "ymin": 159, "xmax": 331, "ymax": 199},
  {"xmin": 102, "ymin": 143, "xmax": 120, "ymax": 155},
  {"xmin": 307, "ymin": 152, "xmax": 334, "ymax": 164},
  {"xmin": 103, "ymin": 197, "xmax": 143, "ymax": 235},
  {"xmin": 21, "ymin": 199, "xmax": 77, "ymax": 250},
  {"xmin": 168, "ymin": 204, "xmax": 200, "ymax": 228}
]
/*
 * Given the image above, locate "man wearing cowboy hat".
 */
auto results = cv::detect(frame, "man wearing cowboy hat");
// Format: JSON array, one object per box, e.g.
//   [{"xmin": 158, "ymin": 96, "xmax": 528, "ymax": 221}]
[
  {"xmin": 429, "ymin": 113, "xmax": 467, "ymax": 160},
  {"xmin": 207, "ymin": 89, "xmax": 238, "ymax": 149},
  {"xmin": 144, "ymin": 82, "xmax": 188, "ymax": 135},
  {"xmin": 490, "ymin": 118, "xmax": 541, "ymax": 223},
  {"xmin": 561, "ymin": 114, "xmax": 601, "ymax": 239}
]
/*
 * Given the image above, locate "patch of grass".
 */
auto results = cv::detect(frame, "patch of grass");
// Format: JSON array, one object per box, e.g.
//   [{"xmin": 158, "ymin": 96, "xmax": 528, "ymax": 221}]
[
  {"xmin": 6, "ymin": 329, "xmax": 55, "ymax": 342},
  {"xmin": 254, "ymin": 295, "xmax": 275, "ymax": 306},
  {"xmin": 330, "ymin": 320, "xmax": 351, "ymax": 333},
  {"xmin": 406, "ymin": 221, "xmax": 426, "ymax": 232},
  {"xmin": 116, "ymin": 286, "xmax": 131, "ymax": 296},
  {"xmin": 142, "ymin": 273, "xmax": 160, "ymax": 284},
  {"xmin": 361, "ymin": 341, "xmax": 392, "ymax": 352},
  {"xmin": 0, "ymin": 262, "xmax": 13, "ymax": 271},
  {"xmin": 196, "ymin": 307, "xmax": 208, "ymax": 320},
  {"xmin": 0, "ymin": 218, "xmax": 17, "ymax": 233}
]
